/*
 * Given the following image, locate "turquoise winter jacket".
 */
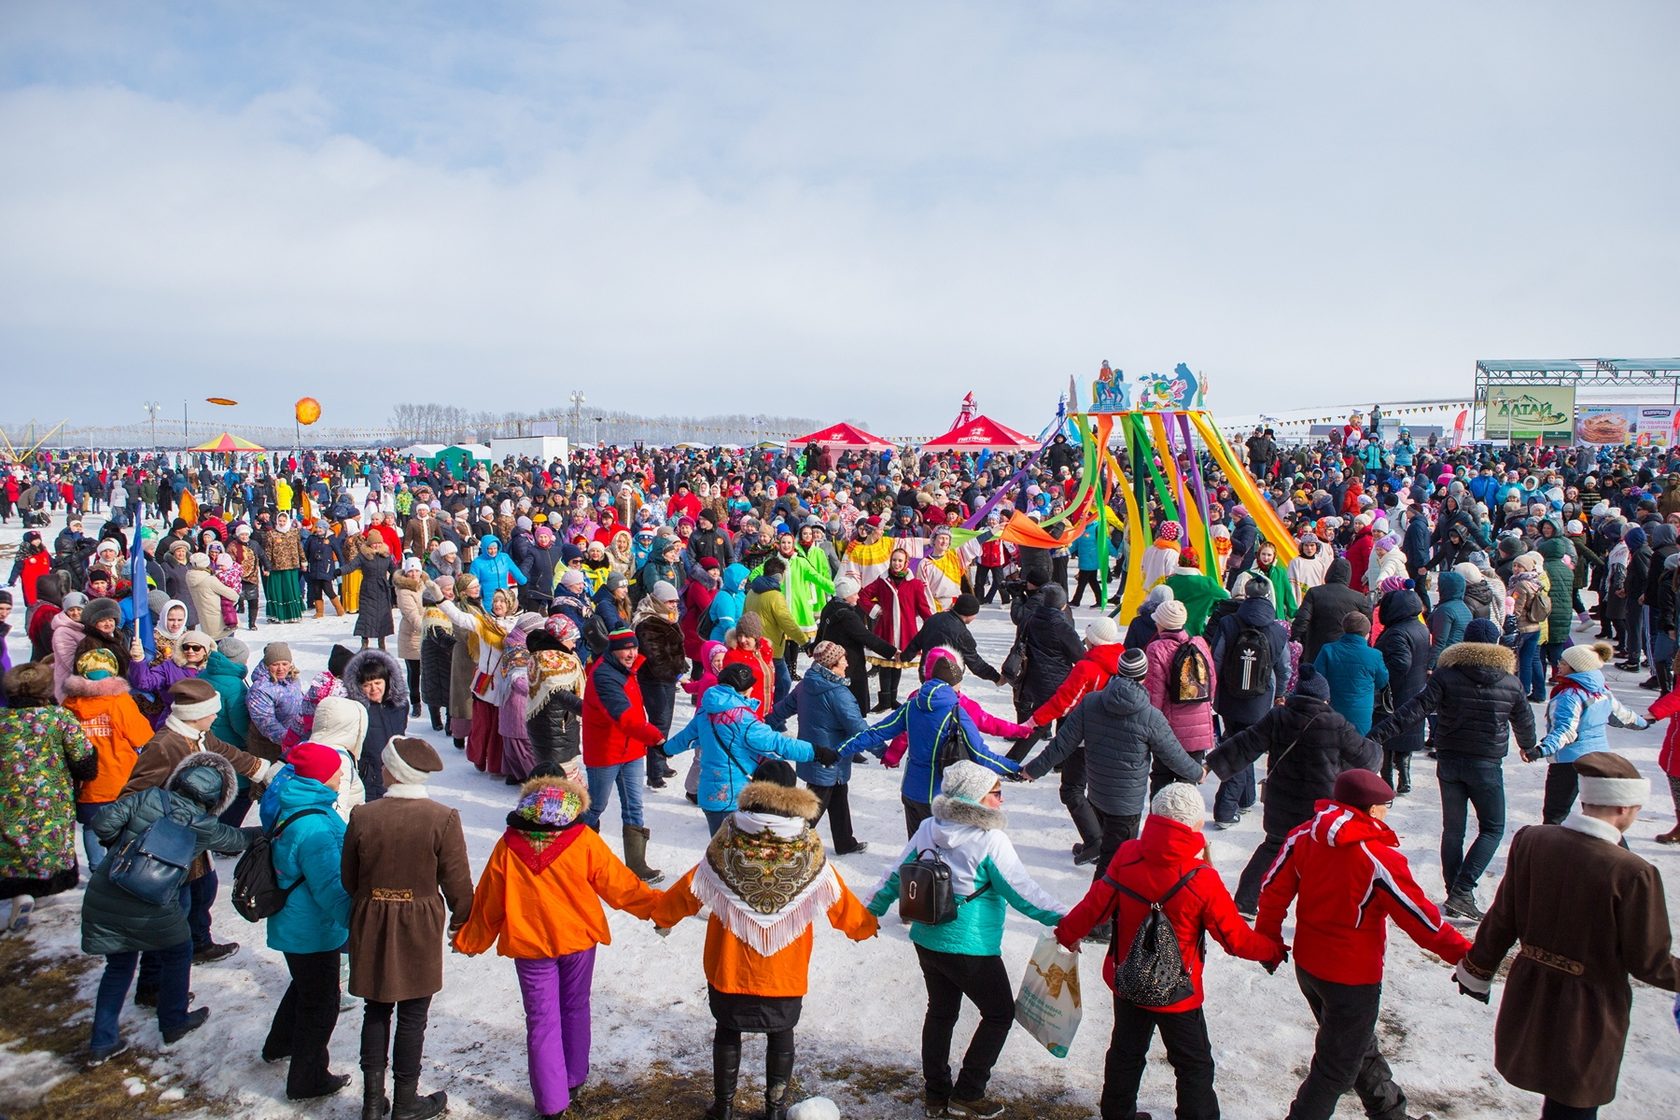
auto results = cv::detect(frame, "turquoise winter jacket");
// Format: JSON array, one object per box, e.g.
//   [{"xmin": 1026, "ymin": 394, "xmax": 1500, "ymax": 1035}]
[
  {"xmin": 266, "ymin": 773, "xmax": 351, "ymax": 955},
  {"xmin": 664, "ymin": 685, "xmax": 815, "ymax": 813},
  {"xmin": 866, "ymin": 794, "xmax": 1063, "ymax": 956}
]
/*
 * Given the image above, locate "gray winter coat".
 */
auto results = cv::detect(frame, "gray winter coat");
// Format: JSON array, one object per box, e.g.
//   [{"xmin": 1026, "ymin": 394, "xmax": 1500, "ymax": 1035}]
[
  {"xmin": 1020, "ymin": 677, "xmax": 1201, "ymax": 816},
  {"xmin": 81, "ymin": 753, "xmax": 251, "ymax": 955}
]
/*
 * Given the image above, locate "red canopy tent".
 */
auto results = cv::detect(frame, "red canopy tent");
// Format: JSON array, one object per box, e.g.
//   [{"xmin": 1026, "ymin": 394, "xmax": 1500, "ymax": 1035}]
[
  {"xmin": 919, "ymin": 415, "xmax": 1038, "ymax": 452},
  {"xmin": 786, "ymin": 421, "xmax": 894, "ymax": 451}
]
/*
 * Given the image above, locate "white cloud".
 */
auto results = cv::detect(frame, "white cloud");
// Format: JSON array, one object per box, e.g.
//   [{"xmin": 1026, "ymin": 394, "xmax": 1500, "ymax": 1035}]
[{"xmin": 0, "ymin": 1, "xmax": 1676, "ymax": 434}]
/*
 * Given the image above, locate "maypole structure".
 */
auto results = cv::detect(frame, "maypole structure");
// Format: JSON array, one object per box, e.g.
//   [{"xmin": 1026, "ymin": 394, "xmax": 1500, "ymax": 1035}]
[{"xmin": 949, "ymin": 361, "xmax": 1297, "ymax": 621}]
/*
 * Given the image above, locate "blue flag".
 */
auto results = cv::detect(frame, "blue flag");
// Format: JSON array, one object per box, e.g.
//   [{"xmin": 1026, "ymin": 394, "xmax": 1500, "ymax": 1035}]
[{"xmin": 130, "ymin": 544, "xmax": 154, "ymax": 656}]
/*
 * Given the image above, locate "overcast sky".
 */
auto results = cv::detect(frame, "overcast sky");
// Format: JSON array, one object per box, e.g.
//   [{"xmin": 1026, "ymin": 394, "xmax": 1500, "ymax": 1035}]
[{"xmin": 2, "ymin": 1, "xmax": 1675, "ymax": 435}]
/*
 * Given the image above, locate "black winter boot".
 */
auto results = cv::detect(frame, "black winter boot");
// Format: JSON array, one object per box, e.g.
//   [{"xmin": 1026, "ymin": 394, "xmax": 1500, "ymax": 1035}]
[
  {"xmin": 361, "ymin": 1067, "xmax": 389, "ymax": 1120},
  {"xmin": 764, "ymin": 1043, "xmax": 795, "ymax": 1120},
  {"xmin": 706, "ymin": 1037, "xmax": 741, "ymax": 1120},
  {"xmin": 391, "ymin": 1073, "xmax": 446, "ymax": 1120}
]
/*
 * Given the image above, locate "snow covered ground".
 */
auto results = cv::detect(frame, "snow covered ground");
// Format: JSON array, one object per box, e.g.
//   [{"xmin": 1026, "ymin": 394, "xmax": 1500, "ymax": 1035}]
[{"xmin": 5, "ymin": 514, "xmax": 1680, "ymax": 1119}]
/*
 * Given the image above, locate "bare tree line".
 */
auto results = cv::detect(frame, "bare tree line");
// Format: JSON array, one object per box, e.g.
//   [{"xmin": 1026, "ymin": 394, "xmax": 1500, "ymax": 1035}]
[{"xmin": 387, "ymin": 402, "xmax": 832, "ymax": 447}]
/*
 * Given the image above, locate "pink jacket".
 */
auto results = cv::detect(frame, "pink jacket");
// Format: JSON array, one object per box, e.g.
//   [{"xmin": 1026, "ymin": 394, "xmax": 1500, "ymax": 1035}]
[{"xmin": 1144, "ymin": 631, "xmax": 1218, "ymax": 754}]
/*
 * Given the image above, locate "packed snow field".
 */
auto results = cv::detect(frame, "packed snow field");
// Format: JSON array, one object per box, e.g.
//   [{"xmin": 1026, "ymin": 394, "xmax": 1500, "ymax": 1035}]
[{"xmin": 4, "ymin": 516, "xmax": 1679, "ymax": 1119}]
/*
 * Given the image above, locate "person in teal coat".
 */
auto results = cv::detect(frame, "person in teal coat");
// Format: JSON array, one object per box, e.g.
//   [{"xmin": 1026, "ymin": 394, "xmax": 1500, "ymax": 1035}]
[
  {"xmin": 467, "ymin": 534, "xmax": 526, "ymax": 601},
  {"xmin": 1311, "ymin": 612, "xmax": 1390, "ymax": 734},
  {"xmin": 864, "ymin": 761, "xmax": 1065, "ymax": 1116},
  {"xmin": 260, "ymin": 743, "xmax": 355, "ymax": 1102},
  {"xmin": 663, "ymin": 664, "xmax": 829, "ymax": 834}
]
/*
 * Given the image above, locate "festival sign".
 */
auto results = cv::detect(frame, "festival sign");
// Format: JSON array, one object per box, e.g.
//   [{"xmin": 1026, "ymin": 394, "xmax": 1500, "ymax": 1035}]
[
  {"xmin": 1486, "ymin": 385, "xmax": 1574, "ymax": 439},
  {"xmin": 1576, "ymin": 404, "xmax": 1678, "ymax": 446}
]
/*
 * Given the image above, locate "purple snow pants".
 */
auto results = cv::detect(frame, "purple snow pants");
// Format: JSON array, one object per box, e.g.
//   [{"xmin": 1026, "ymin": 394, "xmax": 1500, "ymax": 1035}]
[{"xmin": 515, "ymin": 948, "xmax": 597, "ymax": 1116}]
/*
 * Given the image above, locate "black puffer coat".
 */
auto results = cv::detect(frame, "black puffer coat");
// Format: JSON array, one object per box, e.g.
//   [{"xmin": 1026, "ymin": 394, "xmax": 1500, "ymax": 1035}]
[
  {"xmin": 344, "ymin": 648, "xmax": 410, "ymax": 799},
  {"xmin": 420, "ymin": 624, "xmax": 454, "ymax": 712},
  {"xmin": 1291, "ymin": 558, "xmax": 1370, "ymax": 664},
  {"xmin": 1206, "ymin": 694, "xmax": 1379, "ymax": 836},
  {"xmin": 1369, "ymin": 640, "xmax": 1535, "ymax": 761},
  {"xmin": 1015, "ymin": 584, "xmax": 1085, "ymax": 711},
  {"xmin": 1020, "ymin": 677, "xmax": 1202, "ymax": 816},
  {"xmin": 81, "ymin": 753, "xmax": 250, "ymax": 955},
  {"xmin": 527, "ymin": 671, "xmax": 583, "ymax": 769},
  {"xmin": 1373, "ymin": 589, "xmax": 1431, "ymax": 755},
  {"xmin": 352, "ymin": 551, "xmax": 396, "ymax": 639},
  {"xmin": 1207, "ymin": 595, "xmax": 1289, "ymax": 727}
]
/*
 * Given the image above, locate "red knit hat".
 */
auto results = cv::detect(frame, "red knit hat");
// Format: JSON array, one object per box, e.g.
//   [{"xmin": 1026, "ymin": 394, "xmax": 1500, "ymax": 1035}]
[{"xmin": 288, "ymin": 742, "xmax": 342, "ymax": 785}]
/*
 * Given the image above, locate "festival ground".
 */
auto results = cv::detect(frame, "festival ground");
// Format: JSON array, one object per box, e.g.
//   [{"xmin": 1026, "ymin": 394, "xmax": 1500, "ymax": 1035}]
[{"xmin": 2, "ymin": 513, "xmax": 1677, "ymax": 1119}]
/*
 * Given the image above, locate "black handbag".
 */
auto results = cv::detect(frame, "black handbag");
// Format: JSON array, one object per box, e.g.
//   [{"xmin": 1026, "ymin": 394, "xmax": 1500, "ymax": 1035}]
[{"xmin": 107, "ymin": 806, "xmax": 198, "ymax": 907}]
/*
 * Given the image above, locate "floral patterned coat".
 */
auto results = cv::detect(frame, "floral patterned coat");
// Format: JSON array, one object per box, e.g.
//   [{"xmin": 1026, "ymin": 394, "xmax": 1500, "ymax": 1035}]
[{"xmin": 0, "ymin": 704, "xmax": 96, "ymax": 899}]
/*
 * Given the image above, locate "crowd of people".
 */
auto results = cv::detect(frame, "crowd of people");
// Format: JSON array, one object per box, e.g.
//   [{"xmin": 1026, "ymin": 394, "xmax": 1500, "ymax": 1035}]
[{"xmin": 2, "ymin": 410, "xmax": 1678, "ymax": 1120}]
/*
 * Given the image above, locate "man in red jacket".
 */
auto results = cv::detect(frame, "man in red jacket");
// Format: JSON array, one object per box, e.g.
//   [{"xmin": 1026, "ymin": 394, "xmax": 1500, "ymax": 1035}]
[
  {"xmin": 1056, "ymin": 783, "xmax": 1282, "ymax": 1120},
  {"xmin": 581, "ymin": 628, "xmax": 666, "ymax": 882},
  {"xmin": 1258, "ymin": 769, "xmax": 1471, "ymax": 1120}
]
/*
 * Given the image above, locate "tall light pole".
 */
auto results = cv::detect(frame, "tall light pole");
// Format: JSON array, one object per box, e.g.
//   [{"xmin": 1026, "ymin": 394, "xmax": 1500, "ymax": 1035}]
[
  {"xmin": 569, "ymin": 391, "xmax": 585, "ymax": 446},
  {"xmin": 143, "ymin": 401, "xmax": 162, "ymax": 449}
]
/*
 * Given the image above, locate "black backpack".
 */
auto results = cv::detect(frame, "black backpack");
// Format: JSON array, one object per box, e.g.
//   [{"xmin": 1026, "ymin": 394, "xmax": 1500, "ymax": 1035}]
[
  {"xmin": 582, "ymin": 610, "xmax": 612, "ymax": 658},
  {"xmin": 897, "ymin": 847, "xmax": 992, "ymax": 926},
  {"xmin": 1222, "ymin": 625, "xmax": 1274, "ymax": 701},
  {"xmin": 1166, "ymin": 641, "xmax": 1213, "ymax": 704},
  {"xmin": 231, "ymin": 808, "xmax": 328, "ymax": 922},
  {"xmin": 1107, "ymin": 866, "xmax": 1202, "ymax": 1007}
]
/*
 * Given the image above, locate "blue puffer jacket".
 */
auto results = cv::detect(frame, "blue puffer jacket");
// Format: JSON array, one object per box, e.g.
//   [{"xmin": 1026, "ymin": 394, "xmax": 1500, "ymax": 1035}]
[
  {"xmin": 865, "ymin": 794, "xmax": 1064, "ymax": 956},
  {"xmin": 469, "ymin": 534, "xmax": 526, "ymax": 598},
  {"xmin": 839, "ymin": 679, "xmax": 1020, "ymax": 805},
  {"xmin": 265, "ymin": 772, "xmax": 351, "ymax": 955},
  {"xmin": 707, "ymin": 564, "xmax": 749, "ymax": 643},
  {"xmin": 664, "ymin": 685, "xmax": 815, "ymax": 813},
  {"xmin": 1071, "ymin": 522, "xmax": 1101, "ymax": 569},
  {"xmin": 767, "ymin": 664, "xmax": 870, "ymax": 786},
  {"xmin": 1534, "ymin": 669, "xmax": 1648, "ymax": 763},
  {"xmin": 1312, "ymin": 633, "xmax": 1390, "ymax": 734}
]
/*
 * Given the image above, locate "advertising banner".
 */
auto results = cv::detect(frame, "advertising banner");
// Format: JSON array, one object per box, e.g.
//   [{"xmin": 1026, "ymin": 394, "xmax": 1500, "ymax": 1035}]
[
  {"xmin": 1486, "ymin": 385, "xmax": 1575, "ymax": 439},
  {"xmin": 1576, "ymin": 404, "xmax": 1678, "ymax": 446}
]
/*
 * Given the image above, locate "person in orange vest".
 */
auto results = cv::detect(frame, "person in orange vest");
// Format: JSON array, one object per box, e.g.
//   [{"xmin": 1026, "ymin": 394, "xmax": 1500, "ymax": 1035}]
[{"xmin": 453, "ymin": 774, "xmax": 664, "ymax": 1120}]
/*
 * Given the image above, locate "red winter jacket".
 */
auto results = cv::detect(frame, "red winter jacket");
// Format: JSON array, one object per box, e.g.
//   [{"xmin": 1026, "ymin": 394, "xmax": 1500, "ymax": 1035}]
[
  {"xmin": 582, "ymin": 654, "xmax": 664, "ymax": 767},
  {"xmin": 1257, "ymin": 800, "xmax": 1470, "ymax": 985},
  {"xmin": 1056, "ymin": 815, "xmax": 1280, "ymax": 1011},
  {"xmin": 1345, "ymin": 527, "xmax": 1375, "ymax": 593},
  {"xmin": 1032, "ymin": 642, "xmax": 1126, "ymax": 727},
  {"xmin": 1650, "ymin": 686, "xmax": 1680, "ymax": 777}
]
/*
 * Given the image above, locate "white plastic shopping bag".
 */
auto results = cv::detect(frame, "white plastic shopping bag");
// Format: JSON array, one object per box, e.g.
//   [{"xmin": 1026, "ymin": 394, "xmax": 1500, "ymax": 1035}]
[{"xmin": 1014, "ymin": 932, "xmax": 1082, "ymax": 1057}]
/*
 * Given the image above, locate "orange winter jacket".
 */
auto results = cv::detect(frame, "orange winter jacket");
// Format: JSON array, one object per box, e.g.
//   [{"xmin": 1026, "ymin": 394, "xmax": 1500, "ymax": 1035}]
[
  {"xmin": 64, "ymin": 689, "xmax": 155, "ymax": 804},
  {"xmin": 453, "ymin": 823, "xmax": 661, "ymax": 959},
  {"xmin": 652, "ymin": 866, "xmax": 877, "ymax": 997}
]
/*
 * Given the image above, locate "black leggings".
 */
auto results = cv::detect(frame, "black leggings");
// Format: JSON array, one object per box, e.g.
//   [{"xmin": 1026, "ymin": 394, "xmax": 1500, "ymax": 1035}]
[
  {"xmin": 1070, "ymin": 568, "xmax": 1102, "ymax": 606},
  {"xmin": 361, "ymin": 995, "xmax": 432, "ymax": 1076},
  {"xmin": 404, "ymin": 659, "xmax": 421, "ymax": 706}
]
